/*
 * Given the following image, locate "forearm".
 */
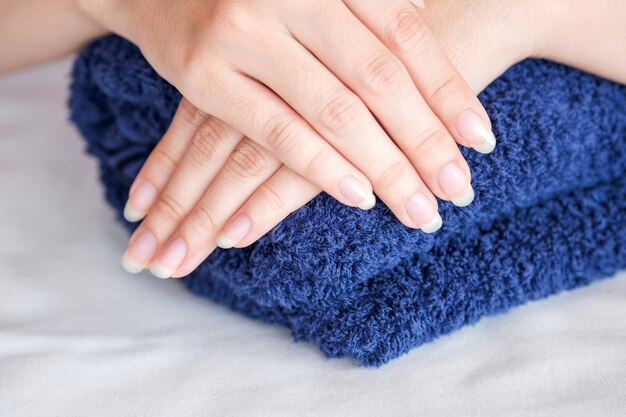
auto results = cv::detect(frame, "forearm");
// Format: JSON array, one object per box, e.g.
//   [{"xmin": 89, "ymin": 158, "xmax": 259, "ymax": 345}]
[
  {"xmin": 423, "ymin": 0, "xmax": 626, "ymax": 94},
  {"xmin": 531, "ymin": 0, "xmax": 626, "ymax": 84},
  {"xmin": 0, "ymin": 0, "xmax": 108, "ymax": 75}
]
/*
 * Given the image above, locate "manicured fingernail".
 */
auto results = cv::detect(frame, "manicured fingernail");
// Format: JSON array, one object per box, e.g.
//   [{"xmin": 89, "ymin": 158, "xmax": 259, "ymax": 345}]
[
  {"xmin": 410, "ymin": 0, "xmax": 425, "ymax": 8},
  {"xmin": 121, "ymin": 230, "xmax": 157, "ymax": 274},
  {"xmin": 150, "ymin": 237, "xmax": 188, "ymax": 279},
  {"xmin": 420, "ymin": 213, "xmax": 443, "ymax": 233},
  {"xmin": 339, "ymin": 176, "xmax": 376, "ymax": 210},
  {"xmin": 406, "ymin": 192, "xmax": 441, "ymax": 233},
  {"xmin": 438, "ymin": 162, "xmax": 475, "ymax": 207},
  {"xmin": 124, "ymin": 181, "xmax": 157, "ymax": 222},
  {"xmin": 217, "ymin": 214, "xmax": 252, "ymax": 249},
  {"xmin": 457, "ymin": 110, "xmax": 496, "ymax": 154}
]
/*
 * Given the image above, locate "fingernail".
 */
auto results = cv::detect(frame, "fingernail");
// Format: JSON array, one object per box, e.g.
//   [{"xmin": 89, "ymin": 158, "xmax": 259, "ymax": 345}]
[
  {"xmin": 339, "ymin": 176, "xmax": 376, "ymax": 210},
  {"xmin": 406, "ymin": 192, "xmax": 441, "ymax": 233},
  {"xmin": 438, "ymin": 162, "xmax": 475, "ymax": 207},
  {"xmin": 217, "ymin": 214, "xmax": 252, "ymax": 249},
  {"xmin": 456, "ymin": 110, "xmax": 497, "ymax": 154},
  {"xmin": 410, "ymin": 0, "xmax": 425, "ymax": 8},
  {"xmin": 124, "ymin": 181, "xmax": 157, "ymax": 222},
  {"xmin": 420, "ymin": 212, "xmax": 443, "ymax": 233},
  {"xmin": 121, "ymin": 230, "xmax": 157, "ymax": 274},
  {"xmin": 150, "ymin": 237, "xmax": 188, "ymax": 279}
]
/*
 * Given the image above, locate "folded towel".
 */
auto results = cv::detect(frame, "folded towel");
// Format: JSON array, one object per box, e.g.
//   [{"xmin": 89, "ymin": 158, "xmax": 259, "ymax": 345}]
[{"xmin": 69, "ymin": 36, "xmax": 626, "ymax": 366}]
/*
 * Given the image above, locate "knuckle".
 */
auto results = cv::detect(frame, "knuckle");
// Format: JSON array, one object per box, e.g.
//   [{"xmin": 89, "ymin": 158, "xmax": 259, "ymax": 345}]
[
  {"xmin": 191, "ymin": 203, "xmax": 218, "ymax": 232},
  {"xmin": 357, "ymin": 53, "xmax": 404, "ymax": 96},
  {"xmin": 211, "ymin": 2, "xmax": 257, "ymax": 37},
  {"xmin": 177, "ymin": 47, "xmax": 221, "ymax": 94},
  {"xmin": 226, "ymin": 141, "xmax": 269, "ymax": 180},
  {"xmin": 150, "ymin": 145, "xmax": 179, "ymax": 174},
  {"xmin": 318, "ymin": 91, "xmax": 363, "ymax": 134},
  {"xmin": 373, "ymin": 161, "xmax": 408, "ymax": 189},
  {"xmin": 177, "ymin": 99, "xmax": 207, "ymax": 128},
  {"xmin": 258, "ymin": 183, "xmax": 286, "ymax": 212},
  {"xmin": 412, "ymin": 126, "xmax": 447, "ymax": 154},
  {"xmin": 303, "ymin": 148, "xmax": 334, "ymax": 180},
  {"xmin": 385, "ymin": 9, "xmax": 430, "ymax": 53},
  {"xmin": 424, "ymin": 70, "xmax": 462, "ymax": 104},
  {"xmin": 189, "ymin": 120, "xmax": 232, "ymax": 167},
  {"xmin": 154, "ymin": 193, "xmax": 186, "ymax": 224},
  {"xmin": 262, "ymin": 115, "xmax": 300, "ymax": 156},
  {"xmin": 178, "ymin": 44, "xmax": 208, "ymax": 84}
]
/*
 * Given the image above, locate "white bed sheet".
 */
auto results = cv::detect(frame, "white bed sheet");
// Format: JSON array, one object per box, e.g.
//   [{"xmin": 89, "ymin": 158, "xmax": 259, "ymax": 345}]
[{"xmin": 1, "ymin": 60, "xmax": 625, "ymax": 417}]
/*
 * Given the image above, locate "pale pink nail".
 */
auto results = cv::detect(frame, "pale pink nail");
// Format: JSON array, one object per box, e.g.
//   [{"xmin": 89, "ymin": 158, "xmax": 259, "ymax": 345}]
[
  {"xmin": 406, "ymin": 193, "xmax": 442, "ymax": 233},
  {"xmin": 339, "ymin": 176, "xmax": 376, "ymax": 210},
  {"xmin": 150, "ymin": 237, "xmax": 188, "ymax": 279},
  {"xmin": 124, "ymin": 181, "xmax": 157, "ymax": 222},
  {"xmin": 438, "ymin": 163, "xmax": 475, "ymax": 207},
  {"xmin": 216, "ymin": 215, "xmax": 252, "ymax": 249},
  {"xmin": 121, "ymin": 230, "xmax": 158, "ymax": 274},
  {"xmin": 456, "ymin": 110, "xmax": 497, "ymax": 154}
]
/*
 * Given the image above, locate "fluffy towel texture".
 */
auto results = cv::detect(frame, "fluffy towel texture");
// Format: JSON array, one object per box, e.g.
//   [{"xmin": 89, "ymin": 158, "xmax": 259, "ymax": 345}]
[{"xmin": 69, "ymin": 36, "xmax": 626, "ymax": 366}]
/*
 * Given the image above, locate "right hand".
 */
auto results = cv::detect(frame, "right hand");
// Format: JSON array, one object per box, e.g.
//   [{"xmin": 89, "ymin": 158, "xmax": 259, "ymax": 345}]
[
  {"xmin": 86, "ymin": 0, "xmax": 495, "ymax": 228},
  {"xmin": 113, "ymin": 0, "xmax": 508, "ymax": 276}
]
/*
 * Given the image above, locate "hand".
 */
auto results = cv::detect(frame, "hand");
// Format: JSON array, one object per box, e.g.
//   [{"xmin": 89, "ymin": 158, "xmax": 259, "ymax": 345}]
[
  {"xmin": 119, "ymin": 0, "xmax": 521, "ymax": 278},
  {"xmin": 78, "ymin": 0, "xmax": 502, "ymax": 275},
  {"xmin": 104, "ymin": 0, "xmax": 499, "ymax": 217},
  {"xmin": 122, "ymin": 103, "xmax": 314, "ymax": 277}
]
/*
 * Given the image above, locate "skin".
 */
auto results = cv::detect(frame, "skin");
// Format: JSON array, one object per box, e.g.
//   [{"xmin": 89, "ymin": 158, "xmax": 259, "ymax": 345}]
[
  {"xmin": 97, "ymin": 0, "xmax": 493, "ymax": 221},
  {"xmin": 1, "ymin": 0, "xmax": 625, "ymax": 278},
  {"xmin": 125, "ymin": 0, "xmax": 626, "ymax": 279}
]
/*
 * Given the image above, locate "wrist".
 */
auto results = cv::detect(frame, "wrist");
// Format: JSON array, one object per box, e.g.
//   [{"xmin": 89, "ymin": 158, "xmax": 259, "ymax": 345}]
[
  {"xmin": 74, "ymin": 0, "xmax": 132, "ymax": 40},
  {"xmin": 520, "ymin": 0, "xmax": 567, "ymax": 60}
]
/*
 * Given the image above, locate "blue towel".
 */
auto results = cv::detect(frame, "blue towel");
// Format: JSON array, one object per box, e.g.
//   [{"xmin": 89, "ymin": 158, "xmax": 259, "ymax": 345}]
[{"xmin": 70, "ymin": 36, "xmax": 626, "ymax": 366}]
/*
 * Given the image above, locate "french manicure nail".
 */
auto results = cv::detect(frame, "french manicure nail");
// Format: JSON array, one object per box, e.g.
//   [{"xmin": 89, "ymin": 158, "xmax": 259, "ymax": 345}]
[
  {"xmin": 150, "ymin": 237, "xmax": 188, "ymax": 279},
  {"xmin": 124, "ymin": 181, "xmax": 158, "ymax": 222},
  {"xmin": 121, "ymin": 230, "xmax": 158, "ymax": 274},
  {"xmin": 438, "ymin": 162, "xmax": 475, "ymax": 207},
  {"xmin": 456, "ymin": 110, "xmax": 497, "ymax": 154},
  {"xmin": 339, "ymin": 176, "xmax": 376, "ymax": 210},
  {"xmin": 410, "ymin": 0, "xmax": 426, "ymax": 8},
  {"xmin": 406, "ymin": 192, "xmax": 441, "ymax": 233},
  {"xmin": 420, "ymin": 213, "xmax": 443, "ymax": 233},
  {"xmin": 451, "ymin": 187, "xmax": 475, "ymax": 207},
  {"xmin": 217, "ymin": 214, "xmax": 252, "ymax": 249}
]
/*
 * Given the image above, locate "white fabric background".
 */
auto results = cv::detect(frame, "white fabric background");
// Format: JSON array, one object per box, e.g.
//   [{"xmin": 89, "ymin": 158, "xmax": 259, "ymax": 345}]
[{"xmin": 1, "ymin": 60, "xmax": 625, "ymax": 417}]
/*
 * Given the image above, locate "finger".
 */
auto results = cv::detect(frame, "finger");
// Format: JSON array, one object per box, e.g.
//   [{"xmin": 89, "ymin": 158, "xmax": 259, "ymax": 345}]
[
  {"xmin": 177, "ymin": 67, "xmax": 377, "ymax": 212},
  {"xmin": 122, "ymin": 115, "xmax": 243, "ymax": 274},
  {"xmin": 150, "ymin": 139, "xmax": 282, "ymax": 279},
  {"xmin": 232, "ymin": 32, "xmax": 441, "ymax": 229},
  {"xmin": 283, "ymin": 1, "xmax": 475, "ymax": 206},
  {"xmin": 345, "ymin": 0, "xmax": 497, "ymax": 153},
  {"xmin": 129, "ymin": 116, "xmax": 243, "ymax": 244},
  {"xmin": 123, "ymin": 98, "xmax": 207, "ymax": 223},
  {"xmin": 217, "ymin": 167, "xmax": 320, "ymax": 250},
  {"xmin": 173, "ymin": 167, "xmax": 320, "ymax": 279}
]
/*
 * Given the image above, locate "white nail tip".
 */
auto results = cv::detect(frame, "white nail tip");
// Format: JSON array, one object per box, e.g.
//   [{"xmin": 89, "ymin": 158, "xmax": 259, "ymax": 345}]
[
  {"xmin": 359, "ymin": 194, "xmax": 377, "ymax": 210},
  {"xmin": 121, "ymin": 252, "xmax": 145, "ymax": 274},
  {"xmin": 472, "ymin": 130, "xmax": 497, "ymax": 154},
  {"xmin": 410, "ymin": 0, "xmax": 426, "ymax": 8},
  {"xmin": 420, "ymin": 213, "xmax": 443, "ymax": 234},
  {"xmin": 123, "ymin": 203, "xmax": 146, "ymax": 223},
  {"xmin": 216, "ymin": 235, "xmax": 236, "ymax": 250},
  {"xmin": 451, "ymin": 187, "xmax": 475, "ymax": 207},
  {"xmin": 149, "ymin": 263, "xmax": 173, "ymax": 279}
]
